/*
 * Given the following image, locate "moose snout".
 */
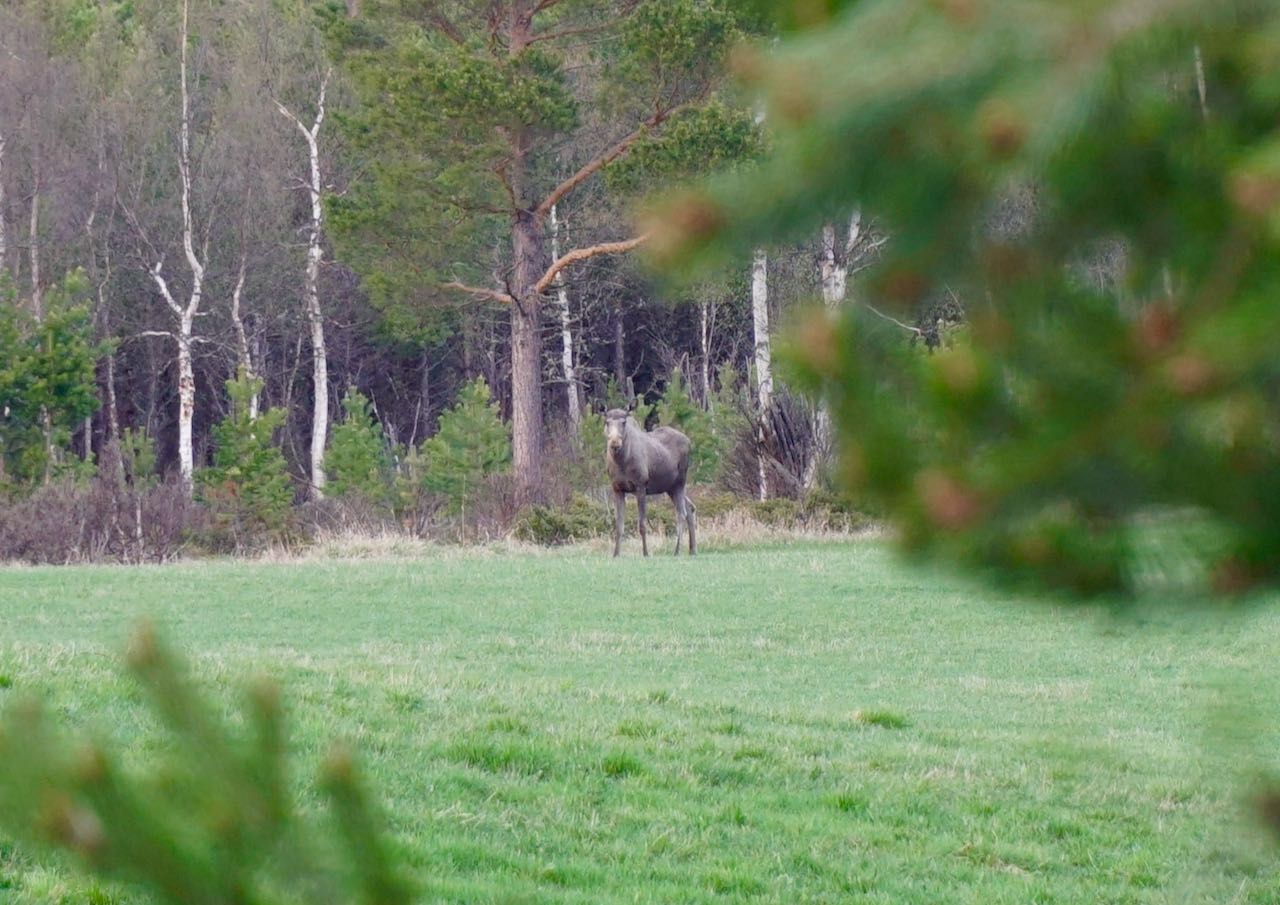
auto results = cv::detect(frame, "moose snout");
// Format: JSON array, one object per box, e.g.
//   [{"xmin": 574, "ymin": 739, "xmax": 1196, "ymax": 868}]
[{"xmin": 607, "ymin": 439, "xmax": 622, "ymax": 452}]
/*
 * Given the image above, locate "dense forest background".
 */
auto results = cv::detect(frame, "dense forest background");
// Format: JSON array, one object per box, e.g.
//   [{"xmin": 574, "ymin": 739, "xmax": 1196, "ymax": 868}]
[{"xmin": 0, "ymin": 0, "xmax": 928, "ymax": 556}]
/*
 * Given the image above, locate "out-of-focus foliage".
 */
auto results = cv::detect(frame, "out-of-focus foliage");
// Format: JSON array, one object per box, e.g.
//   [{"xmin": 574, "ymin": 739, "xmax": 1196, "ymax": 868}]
[
  {"xmin": 655, "ymin": 0, "xmax": 1280, "ymax": 597},
  {"xmin": 0, "ymin": 624, "xmax": 412, "ymax": 905}
]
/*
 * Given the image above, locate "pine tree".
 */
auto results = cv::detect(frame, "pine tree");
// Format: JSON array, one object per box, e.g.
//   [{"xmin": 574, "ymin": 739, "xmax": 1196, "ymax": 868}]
[
  {"xmin": 420, "ymin": 378, "xmax": 511, "ymax": 515},
  {"xmin": 0, "ymin": 270, "xmax": 100, "ymax": 486},
  {"xmin": 656, "ymin": 367, "xmax": 715, "ymax": 483},
  {"xmin": 656, "ymin": 0, "xmax": 1280, "ymax": 598},
  {"xmin": 326, "ymin": 388, "xmax": 392, "ymax": 503},
  {"xmin": 326, "ymin": 0, "xmax": 755, "ymax": 495},
  {"xmin": 199, "ymin": 373, "xmax": 294, "ymax": 544}
]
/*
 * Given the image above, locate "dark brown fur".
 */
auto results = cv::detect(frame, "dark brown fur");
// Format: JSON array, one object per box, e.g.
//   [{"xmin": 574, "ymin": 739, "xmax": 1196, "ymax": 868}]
[{"xmin": 604, "ymin": 409, "xmax": 696, "ymax": 556}]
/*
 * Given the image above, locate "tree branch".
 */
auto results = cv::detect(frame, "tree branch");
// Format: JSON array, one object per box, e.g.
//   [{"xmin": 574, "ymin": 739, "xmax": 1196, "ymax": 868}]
[
  {"xmin": 440, "ymin": 281, "xmax": 515, "ymax": 305},
  {"xmin": 534, "ymin": 102, "xmax": 694, "ymax": 219},
  {"xmin": 865, "ymin": 303, "xmax": 922, "ymax": 336},
  {"xmin": 534, "ymin": 234, "xmax": 650, "ymax": 295},
  {"xmin": 527, "ymin": 21, "xmax": 617, "ymax": 46}
]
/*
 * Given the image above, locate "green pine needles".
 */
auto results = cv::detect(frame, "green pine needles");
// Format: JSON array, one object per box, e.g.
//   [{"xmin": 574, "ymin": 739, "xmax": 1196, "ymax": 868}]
[
  {"xmin": 657, "ymin": 0, "xmax": 1280, "ymax": 598},
  {"xmin": 420, "ymin": 378, "xmax": 511, "ymax": 514},
  {"xmin": 198, "ymin": 372, "xmax": 294, "ymax": 546},
  {"xmin": 0, "ymin": 624, "xmax": 412, "ymax": 905},
  {"xmin": 327, "ymin": 388, "xmax": 393, "ymax": 504}
]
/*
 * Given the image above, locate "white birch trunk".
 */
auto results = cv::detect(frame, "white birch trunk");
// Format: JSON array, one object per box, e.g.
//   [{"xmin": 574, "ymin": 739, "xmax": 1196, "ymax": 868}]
[
  {"xmin": 229, "ymin": 252, "xmax": 259, "ymax": 419},
  {"xmin": 176, "ymin": 325, "xmax": 195, "ymax": 489},
  {"xmin": 752, "ymin": 248, "xmax": 771, "ymax": 500},
  {"xmin": 149, "ymin": 0, "xmax": 206, "ymax": 495},
  {"xmin": 550, "ymin": 204, "xmax": 580, "ymax": 428},
  {"xmin": 699, "ymin": 296, "xmax": 712, "ymax": 410},
  {"xmin": 804, "ymin": 211, "xmax": 863, "ymax": 491},
  {"xmin": 277, "ymin": 70, "xmax": 332, "ymax": 499}
]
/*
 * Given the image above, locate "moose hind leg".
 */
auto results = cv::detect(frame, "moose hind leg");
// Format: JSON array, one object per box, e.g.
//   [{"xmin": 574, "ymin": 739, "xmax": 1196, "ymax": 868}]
[{"xmin": 613, "ymin": 490, "xmax": 625, "ymax": 557}]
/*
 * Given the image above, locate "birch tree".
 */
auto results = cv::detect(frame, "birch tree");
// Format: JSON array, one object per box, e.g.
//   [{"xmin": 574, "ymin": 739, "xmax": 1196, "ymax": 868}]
[
  {"xmin": 137, "ymin": 0, "xmax": 207, "ymax": 494},
  {"xmin": 751, "ymin": 247, "xmax": 771, "ymax": 500},
  {"xmin": 276, "ymin": 70, "xmax": 332, "ymax": 498},
  {"xmin": 550, "ymin": 203, "xmax": 580, "ymax": 429},
  {"xmin": 804, "ymin": 210, "xmax": 882, "ymax": 490}
]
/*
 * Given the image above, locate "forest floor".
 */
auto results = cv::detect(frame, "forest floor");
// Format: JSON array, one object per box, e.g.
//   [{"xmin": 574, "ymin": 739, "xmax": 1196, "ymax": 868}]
[{"xmin": 1, "ymin": 541, "xmax": 1278, "ymax": 904}]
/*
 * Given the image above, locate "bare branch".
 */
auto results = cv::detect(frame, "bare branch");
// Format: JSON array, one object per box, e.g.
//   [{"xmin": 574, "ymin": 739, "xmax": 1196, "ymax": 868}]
[
  {"xmin": 441, "ymin": 281, "xmax": 515, "ymax": 305},
  {"xmin": 535, "ymin": 234, "xmax": 650, "ymax": 295},
  {"xmin": 865, "ymin": 303, "xmax": 922, "ymax": 335},
  {"xmin": 534, "ymin": 101, "xmax": 696, "ymax": 218}
]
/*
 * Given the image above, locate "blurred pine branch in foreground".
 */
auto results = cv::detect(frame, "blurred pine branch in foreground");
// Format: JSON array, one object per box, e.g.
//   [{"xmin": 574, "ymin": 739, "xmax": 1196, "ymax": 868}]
[
  {"xmin": 0, "ymin": 624, "xmax": 412, "ymax": 905},
  {"xmin": 651, "ymin": 0, "xmax": 1280, "ymax": 598}
]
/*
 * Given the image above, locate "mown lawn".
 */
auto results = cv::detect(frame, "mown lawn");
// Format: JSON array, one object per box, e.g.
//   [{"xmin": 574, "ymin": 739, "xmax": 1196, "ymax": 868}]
[{"xmin": 1, "ymin": 541, "xmax": 1278, "ymax": 904}]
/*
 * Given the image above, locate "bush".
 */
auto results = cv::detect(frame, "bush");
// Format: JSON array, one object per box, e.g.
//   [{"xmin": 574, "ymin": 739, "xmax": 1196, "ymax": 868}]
[
  {"xmin": 0, "ymin": 470, "xmax": 198, "ymax": 564},
  {"xmin": 514, "ymin": 495, "xmax": 612, "ymax": 545},
  {"xmin": 197, "ymin": 373, "xmax": 295, "ymax": 551}
]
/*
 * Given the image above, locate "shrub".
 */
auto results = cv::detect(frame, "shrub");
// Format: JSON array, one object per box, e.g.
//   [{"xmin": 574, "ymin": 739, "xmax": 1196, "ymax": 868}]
[
  {"xmin": 514, "ymin": 495, "xmax": 612, "ymax": 545},
  {"xmin": 420, "ymin": 378, "xmax": 510, "ymax": 515},
  {"xmin": 326, "ymin": 388, "xmax": 393, "ymax": 503},
  {"xmin": 0, "ymin": 472, "xmax": 197, "ymax": 564},
  {"xmin": 197, "ymin": 373, "xmax": 295, "ymax": 550}
]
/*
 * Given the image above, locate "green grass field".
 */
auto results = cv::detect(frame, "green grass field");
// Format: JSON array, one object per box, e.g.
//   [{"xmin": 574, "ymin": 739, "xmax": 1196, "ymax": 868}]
[{"xmin": 2, "ymin": 541, "xmax": 1278, "ymax": 904}]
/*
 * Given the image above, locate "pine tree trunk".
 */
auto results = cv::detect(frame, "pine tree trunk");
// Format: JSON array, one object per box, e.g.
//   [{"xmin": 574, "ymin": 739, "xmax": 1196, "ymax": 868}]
[
  {"xmin": 414, "ymin": 351, "xmax": 431, "ymax": 445},
  {"xmin": 752, "ymin": 248, "xmax": 772, "ymax": 500},
  {"xmin": 510, "ymin": 210, "xmax": 545, "ymax": 497}
]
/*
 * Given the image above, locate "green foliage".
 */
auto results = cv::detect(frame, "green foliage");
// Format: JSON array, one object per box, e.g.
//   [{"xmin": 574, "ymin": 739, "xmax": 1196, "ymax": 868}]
[
  {"xmin": 604, "ymin": 100, "xmax": 761, "ymax": 195},
  {"xmin": 420, "ymin": 378, "xmax": 510, "ymax": 514},
  {"xmin": 0, "ymin": 271, "xmax": 101, "ymax": 486},
  {"xmin": 326, "ymin": 388, "xmax": 392, "ymax": 503},
  {"xmin": 663, "ymin": 0, "xmax": 1280, "ymax": 597},
  {"xmin": 655, "ymin": 368, "xmax": 716, "ymax": 482},
  {"xmin": 0, "ymin": 624, "xmax": 412, "ymax": 905},
  {"xmin": 513, "ymin": 495, "xmax": 612, "ymax": 545},
  {"xmin": 198, "ymin": 373, "xmax": 294, "ymax": 544},
  {"xmin": 119, "ymin": 427, "xmax": 157, "ymax": 489}
]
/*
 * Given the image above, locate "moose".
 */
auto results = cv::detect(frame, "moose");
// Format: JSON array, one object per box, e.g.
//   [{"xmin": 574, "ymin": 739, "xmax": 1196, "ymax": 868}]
[{"xmin": 604, "ymin": 407, "xmax": 697, "ymax": 557}]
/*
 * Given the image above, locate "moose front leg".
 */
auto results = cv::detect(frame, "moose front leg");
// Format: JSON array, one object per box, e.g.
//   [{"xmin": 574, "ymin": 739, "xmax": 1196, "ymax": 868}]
[
  {"xmin": 636, "ymin": 487, "xmax": 649, "ymax": 557},
  {"xmin": 613, "ymin": 489, "xmax": 626, "ymax": 557}
]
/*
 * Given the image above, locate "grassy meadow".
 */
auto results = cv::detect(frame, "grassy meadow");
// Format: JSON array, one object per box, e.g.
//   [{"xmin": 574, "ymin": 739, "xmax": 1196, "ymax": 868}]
[{"xmin": 1, "ymin": 540, "xmax": 1278, "ymax": 904}]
